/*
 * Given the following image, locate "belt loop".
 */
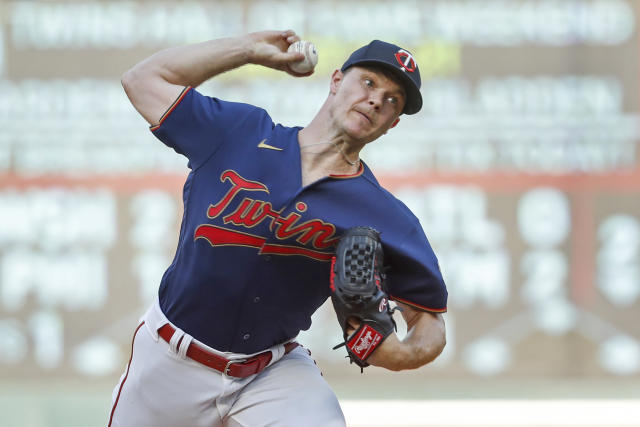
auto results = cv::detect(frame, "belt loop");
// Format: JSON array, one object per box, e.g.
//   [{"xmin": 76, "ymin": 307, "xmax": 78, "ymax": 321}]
[
  {"xmin": 270, "ymin": 345, "xmax": 285, "ymax": 366},
  {"xmin": 169, "ymin": 328, "xmax": 185, "ymax": 354},
  {"xmin": 177, "ymin": 335, "xmax": 193, "ymax": 360},
  {"xmin": 142, "ymin": 303, "xmax": 161, "ymax": 342}
]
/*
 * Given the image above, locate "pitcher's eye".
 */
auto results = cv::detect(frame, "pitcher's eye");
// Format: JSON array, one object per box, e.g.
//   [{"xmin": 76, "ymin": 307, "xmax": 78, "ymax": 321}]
[
  {"xmin": 364, "ymin": 78, "xmax": 373, "ymax": 87},
  {"xmin": 387, "ymin": 96, "xmax": 398, "ymax": 105}
]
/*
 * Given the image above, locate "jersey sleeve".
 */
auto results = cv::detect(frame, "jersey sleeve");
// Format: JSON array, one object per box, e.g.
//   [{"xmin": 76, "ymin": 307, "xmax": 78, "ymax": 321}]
[
  {"xmin": 384, "ymin": 224, "xmax": 448, "ymax": 313},
  {"xmin": 150, "ymin": 87, "xmax": 272, "ymax": 170},
  {"xmin": 373, "ymin": 191, "xmax": 447, "ymax": 313}
]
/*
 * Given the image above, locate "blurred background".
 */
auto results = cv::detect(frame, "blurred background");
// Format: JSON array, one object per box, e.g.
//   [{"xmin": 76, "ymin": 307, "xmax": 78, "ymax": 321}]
[{"xmin": 0, "ymin": 0, "xmax": 639, "ymax": 426}]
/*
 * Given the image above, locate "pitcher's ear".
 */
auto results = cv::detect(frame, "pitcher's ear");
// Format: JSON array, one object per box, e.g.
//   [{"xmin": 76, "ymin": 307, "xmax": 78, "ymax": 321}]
[{"xmin": 330, "ymin": 69, "xmax": 344, "ymax": 94}]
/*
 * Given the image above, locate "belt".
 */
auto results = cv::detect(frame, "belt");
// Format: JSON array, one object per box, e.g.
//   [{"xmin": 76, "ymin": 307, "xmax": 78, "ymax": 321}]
[{"xmin": 158, "ymin": 324, "xmax": 299, "ymax": 378}]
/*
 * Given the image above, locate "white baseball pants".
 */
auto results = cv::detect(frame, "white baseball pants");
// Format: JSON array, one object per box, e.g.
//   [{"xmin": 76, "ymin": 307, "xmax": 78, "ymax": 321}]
[{"xmin": 108, "ymin": 300, "xmax": 345, "ymax": 427}]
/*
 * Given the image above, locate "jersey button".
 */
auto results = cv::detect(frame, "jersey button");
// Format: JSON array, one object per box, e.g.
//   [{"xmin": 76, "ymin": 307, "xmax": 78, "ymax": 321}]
[
  {"xmin": 253, "ymin": 297, "xmax": 260, "ymax": 303},
  {"xmin": 264, "ymin": 255, "xmax": 272, "ymax": 261},
  {"xmin": 243, "ymin": 334, "xmax": 250, "ymax": 340}
]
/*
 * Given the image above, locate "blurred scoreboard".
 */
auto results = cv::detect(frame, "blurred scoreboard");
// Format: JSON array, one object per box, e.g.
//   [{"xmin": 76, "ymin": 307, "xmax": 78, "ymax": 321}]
[{"xmin": 0, "ymin": 0, "xmax": 638, "ymax": 380}]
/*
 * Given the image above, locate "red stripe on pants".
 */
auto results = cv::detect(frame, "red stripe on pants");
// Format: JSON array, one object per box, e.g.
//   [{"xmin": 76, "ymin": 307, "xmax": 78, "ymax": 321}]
[{"xmin": 108, "ymin": 321, "xmax": 145, "ymax": 426}]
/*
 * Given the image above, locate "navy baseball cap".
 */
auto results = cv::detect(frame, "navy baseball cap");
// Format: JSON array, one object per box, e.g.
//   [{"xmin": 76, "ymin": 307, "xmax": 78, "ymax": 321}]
[{"xmin": 341, "ymin": 40, "xmax": 422, "ymax": 115}]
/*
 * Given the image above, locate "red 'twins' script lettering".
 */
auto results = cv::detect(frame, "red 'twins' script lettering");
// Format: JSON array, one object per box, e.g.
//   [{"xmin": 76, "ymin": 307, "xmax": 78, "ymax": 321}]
[
  {"xmin": 199, "ymin": 170, "xmax": 339, "ymax": 252},
  {"xmin": 208, "ymin": 170, "xmax": 269, "ymax": 218}
]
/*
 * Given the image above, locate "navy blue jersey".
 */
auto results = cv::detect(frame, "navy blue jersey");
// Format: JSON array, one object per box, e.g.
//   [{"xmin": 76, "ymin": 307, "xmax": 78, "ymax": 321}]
[{"xmin": 150, "ymin": 87, "xmax": 447, "ymax": 354}]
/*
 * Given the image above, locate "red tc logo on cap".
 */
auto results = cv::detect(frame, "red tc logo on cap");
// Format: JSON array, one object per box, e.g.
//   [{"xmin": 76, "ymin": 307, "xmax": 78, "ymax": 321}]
[{"xmin": 394, "ymin": 49, "xmax": 416, "ymax": 72}]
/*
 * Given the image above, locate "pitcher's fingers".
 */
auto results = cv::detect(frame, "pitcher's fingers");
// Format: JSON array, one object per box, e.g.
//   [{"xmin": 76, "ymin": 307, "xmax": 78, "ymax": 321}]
[
  {"xmin": 281, "ymin": 51, "xmax": 305, "ymax": 63},
  {"xmin": 281, "ymin": 29, "xmax": 297, "ymax": 40},
  {"xmin": 286, "ymin": 34, "xmax": 301, "ymax": 44},
  {"xmin": 346, "ymin": 316, "xmax": 361, "ymax": 333}
]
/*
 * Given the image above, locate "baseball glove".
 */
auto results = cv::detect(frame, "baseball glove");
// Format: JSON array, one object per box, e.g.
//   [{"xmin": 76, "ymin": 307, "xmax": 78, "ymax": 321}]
[{"xmin": 330, "ymin": 226, "xmax": 397, "ymax": 371}]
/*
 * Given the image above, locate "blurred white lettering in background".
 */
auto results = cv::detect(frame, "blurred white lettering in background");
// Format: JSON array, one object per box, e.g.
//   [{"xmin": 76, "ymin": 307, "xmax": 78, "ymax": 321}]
[
  {"xmin": 129, "ymin": 191, "xmax": 176, "ymax": 304},
  {"xmin": 398, "ymin": 186, "xmax": 510, "ymax": 310},
  {"xmin": 0, "ymin": 76, "xmax": 635, "ymax": 176},
  {"xmin": 597, "ymin": 215, "xmax": 640, "ymax": 306},
  {"xmin": 0, "ymin": 189, "xmax": 116, "ymax": 370},
  {"xmin": 8, "ymin": 1, "xmax": 634, "ymax": 48}
]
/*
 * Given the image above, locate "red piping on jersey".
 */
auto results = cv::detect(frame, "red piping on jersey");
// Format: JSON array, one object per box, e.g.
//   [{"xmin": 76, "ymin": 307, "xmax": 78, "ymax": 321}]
[
  {"xmin": 150, "ymin": 86, "xmax": 193, "ymax": 132},
  {"xmin": 390, "ymin": 294, "xmax": 447, "ymax": 313},
  {"xmin": 108, "ymin": 321, "xmax": 145, "ymax": 426},
  {"xmin": 329, "ymin": 256, "xmax": 337, "ymax": 291},
  {"xmin": 329, "ymin": 162, "xmax": 364, "ymax": 179}
]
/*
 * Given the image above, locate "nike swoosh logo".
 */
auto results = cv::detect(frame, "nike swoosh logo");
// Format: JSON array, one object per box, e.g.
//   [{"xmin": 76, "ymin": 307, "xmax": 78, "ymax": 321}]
[{"xmin": 257, "ymin": 139, "xmax": 283, "ymax": 151}]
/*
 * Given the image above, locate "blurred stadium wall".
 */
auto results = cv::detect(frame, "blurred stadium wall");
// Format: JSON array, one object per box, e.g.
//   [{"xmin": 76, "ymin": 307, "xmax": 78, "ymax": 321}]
[{"xmin": 0, "ymin": 1, "xmax": 639, "ymax": 426}]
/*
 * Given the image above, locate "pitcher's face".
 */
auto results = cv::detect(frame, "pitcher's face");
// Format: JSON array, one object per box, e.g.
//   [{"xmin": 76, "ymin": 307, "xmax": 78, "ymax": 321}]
[{"xmin": 329, "ymin": 67, "xmax": 405, "ymax": 144}]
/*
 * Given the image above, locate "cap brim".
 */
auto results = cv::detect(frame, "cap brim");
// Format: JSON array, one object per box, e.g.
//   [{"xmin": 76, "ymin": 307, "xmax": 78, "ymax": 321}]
[{"xmin": 344, "ymin": 59, "xmax": 422, "ymax": 115}]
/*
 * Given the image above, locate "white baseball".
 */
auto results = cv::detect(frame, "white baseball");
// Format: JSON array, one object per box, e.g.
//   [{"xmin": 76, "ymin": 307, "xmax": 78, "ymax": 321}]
[{"xmin": 287, "ymin": 41, "xmax": 318, "ymax": 73}]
